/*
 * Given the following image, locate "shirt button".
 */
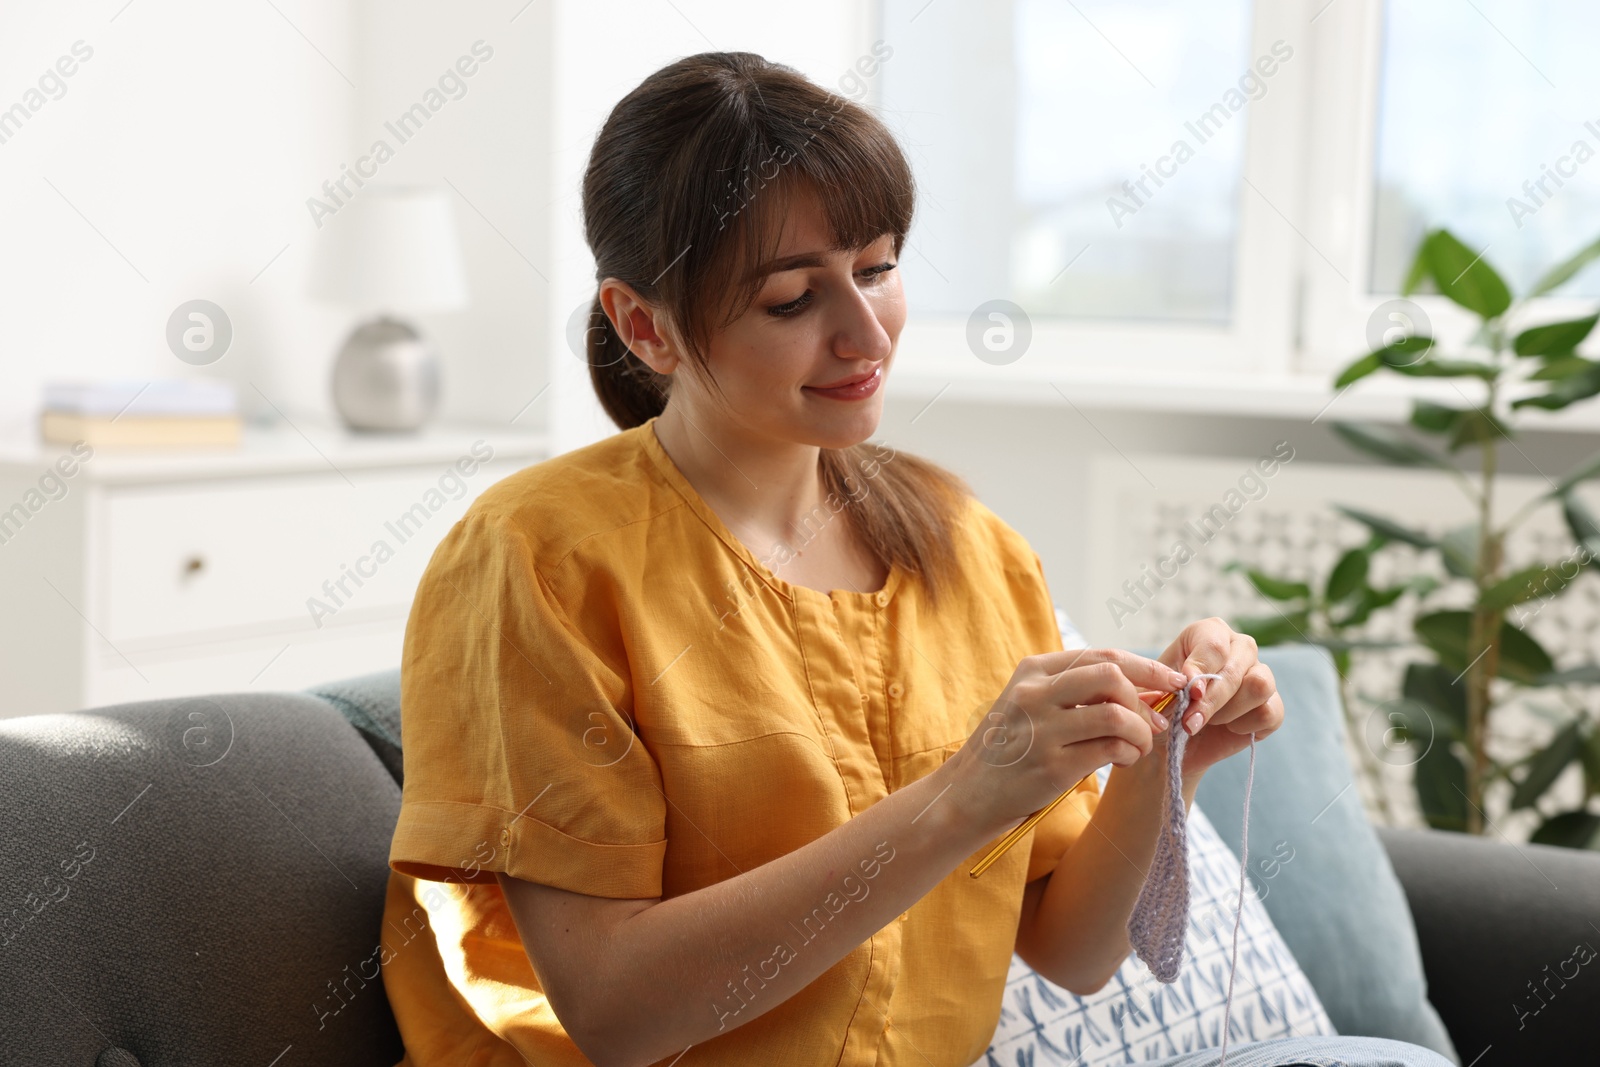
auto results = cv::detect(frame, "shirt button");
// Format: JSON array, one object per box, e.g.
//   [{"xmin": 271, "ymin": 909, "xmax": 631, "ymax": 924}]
[
  {"xmin": 874, "ymin": 591, "xmax": 889, "ymax": 607},
  {"xmin": 888, "ymin": 682, "xmax": 904, "ymax": 699},
  {"xmin": 500, "ymin": 828, "xmax": 510, "ymax": 846},
  {"xmin": 898, "ymin": 911, "xmax": 908, "ymax": 922}
]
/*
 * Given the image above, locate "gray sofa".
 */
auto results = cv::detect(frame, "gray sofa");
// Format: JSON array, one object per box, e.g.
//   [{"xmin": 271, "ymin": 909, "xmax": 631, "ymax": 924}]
[{"xmin": 0, "ymin": 648, "xmax": 1594, "ymax": 1065}]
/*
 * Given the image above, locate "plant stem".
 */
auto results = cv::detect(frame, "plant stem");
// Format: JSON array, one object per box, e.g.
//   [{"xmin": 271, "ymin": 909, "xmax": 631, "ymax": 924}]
[{"xmin": 1464, "ymin": 384, "xmax": 1505, "ymax": 834}]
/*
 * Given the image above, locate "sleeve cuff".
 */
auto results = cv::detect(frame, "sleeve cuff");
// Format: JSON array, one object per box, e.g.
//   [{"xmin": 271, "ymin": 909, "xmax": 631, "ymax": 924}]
[{"xmin": 389, "ymin": 799, "xmax": 668, "ymax": 898}]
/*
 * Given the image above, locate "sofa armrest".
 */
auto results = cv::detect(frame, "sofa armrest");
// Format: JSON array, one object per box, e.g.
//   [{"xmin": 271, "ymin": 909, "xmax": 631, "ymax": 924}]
[{"xmin": 1376, "ymin": 825, "xmax": 1600, "ymax": 1061}]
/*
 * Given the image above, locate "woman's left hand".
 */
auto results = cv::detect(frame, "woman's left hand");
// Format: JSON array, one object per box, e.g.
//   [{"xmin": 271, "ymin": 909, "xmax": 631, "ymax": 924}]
[{"xmin": 1146, "ymin": 617, "xmax": 1284, "ymax": 778}]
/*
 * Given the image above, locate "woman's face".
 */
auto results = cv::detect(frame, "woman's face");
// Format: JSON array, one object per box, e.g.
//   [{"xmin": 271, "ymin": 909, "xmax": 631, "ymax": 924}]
[{"xmin": 663, "ymin": 188, "xmax": 906, "ymax": 452}]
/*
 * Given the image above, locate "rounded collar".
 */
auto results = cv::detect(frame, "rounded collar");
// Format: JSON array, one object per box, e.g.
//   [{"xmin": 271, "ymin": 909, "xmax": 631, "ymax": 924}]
[{"xmin": 635, "ymin": 414, "xmax": 901, "ymax": 607}]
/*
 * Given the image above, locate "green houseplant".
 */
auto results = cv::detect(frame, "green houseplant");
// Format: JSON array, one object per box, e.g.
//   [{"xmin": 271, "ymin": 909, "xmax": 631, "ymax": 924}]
[{"xmin": 1234, "ymin": 229, "xmax": 1600, "ymax": 848}]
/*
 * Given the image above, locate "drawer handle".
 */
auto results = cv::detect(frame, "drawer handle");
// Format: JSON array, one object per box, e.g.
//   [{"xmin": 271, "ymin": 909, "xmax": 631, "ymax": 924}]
[{"xmin": 182, "ymin": 554, "xmax": 206, "ymax": 578}]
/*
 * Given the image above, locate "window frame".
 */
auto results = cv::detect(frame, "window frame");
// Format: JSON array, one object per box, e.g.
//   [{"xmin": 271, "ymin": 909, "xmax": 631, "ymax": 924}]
[
  {"xmin": 1299, "ymin": 0, "xmax": 1598, "ymax": 382},
  {"xmin": 879, "ymin": 0, "xmax": 1314, "ymax": 382},
  {"xmin": 879, "ymin": 0, "xmax": 1598, "ymax": 401}
]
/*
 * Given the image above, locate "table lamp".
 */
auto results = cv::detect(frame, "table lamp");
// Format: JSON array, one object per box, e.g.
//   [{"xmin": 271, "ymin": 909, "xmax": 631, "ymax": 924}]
[{"xmin": 309, "ymin": 185, "xmax": 468, "ymax": 432}]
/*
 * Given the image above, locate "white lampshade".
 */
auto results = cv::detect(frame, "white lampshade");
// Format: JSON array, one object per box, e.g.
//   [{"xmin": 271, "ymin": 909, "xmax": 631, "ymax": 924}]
[{"xmin": 309, "ymin": 185, "xmax": 468, "ymax": 313}]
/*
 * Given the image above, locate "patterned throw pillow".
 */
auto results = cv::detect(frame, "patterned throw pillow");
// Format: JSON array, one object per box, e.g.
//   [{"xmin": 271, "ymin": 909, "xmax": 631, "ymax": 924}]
[{"xmin": 975, "ymin": 612, "xmax": 1340, "ymax": 1064}]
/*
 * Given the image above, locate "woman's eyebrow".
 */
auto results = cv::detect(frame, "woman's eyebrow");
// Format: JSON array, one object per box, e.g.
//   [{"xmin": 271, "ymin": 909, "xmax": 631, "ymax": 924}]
[
  {"xmin": 745, "ymin": 243, "xmax": 884, "ymax": 282},
  {"xmin": 746, "ymin": 250, "xmax": 830, "ymax": 281}
]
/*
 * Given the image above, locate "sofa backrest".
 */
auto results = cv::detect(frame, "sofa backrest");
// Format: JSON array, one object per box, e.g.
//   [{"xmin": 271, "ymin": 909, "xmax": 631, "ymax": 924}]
[
  {"xmin": 0, "ymin": 690, "xmax": 405, "ymax": 1066},
  {"xmin": 1193, "ymin": 644, "xmax": 1457, "ymax": 1060}
]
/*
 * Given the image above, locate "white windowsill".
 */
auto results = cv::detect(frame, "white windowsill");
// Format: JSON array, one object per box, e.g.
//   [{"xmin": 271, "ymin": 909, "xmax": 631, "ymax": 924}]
[{"xmin": 887, "ymin": 361, "xmax": 1600, "ymax": 435}]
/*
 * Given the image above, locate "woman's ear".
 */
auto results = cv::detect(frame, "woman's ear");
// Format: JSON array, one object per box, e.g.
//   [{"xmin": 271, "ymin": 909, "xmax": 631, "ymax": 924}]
[{"xmin": 598, "ymin": 278, "xmax": 681, "ymax": 375}]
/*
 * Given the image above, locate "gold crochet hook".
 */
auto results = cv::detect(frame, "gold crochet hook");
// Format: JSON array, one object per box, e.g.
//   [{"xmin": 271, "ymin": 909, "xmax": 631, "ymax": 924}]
[{"xmin": 969, "ymin": 690, "xmax": 1179, "ymax": 878}]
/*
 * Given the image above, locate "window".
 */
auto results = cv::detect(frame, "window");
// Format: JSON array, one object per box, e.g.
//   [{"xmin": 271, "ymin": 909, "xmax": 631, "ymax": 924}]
[
  {"xmin": 1369, "ymin": 0, "xmax": 1600, "ymax": 298},
  {"xmin": 873, "ymin": 0, "xmax": 1600, "ymax": 390}
]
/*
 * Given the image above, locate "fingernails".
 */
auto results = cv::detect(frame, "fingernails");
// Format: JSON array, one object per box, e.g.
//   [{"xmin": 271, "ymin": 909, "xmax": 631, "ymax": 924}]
[
  {"xmin": 1153, "ymin": 712, "xmax": 1169, "ymax": 731},
  {"xmin": 1185, "ymin": 712, "xmax": 1204, "ymax": 735},
  {"xmin": 1168, "ymin": 670, "xmax": 1187, "ymax": 688}
]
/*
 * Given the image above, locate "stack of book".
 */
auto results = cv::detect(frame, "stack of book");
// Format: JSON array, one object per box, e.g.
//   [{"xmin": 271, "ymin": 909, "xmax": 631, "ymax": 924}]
[{"xmin": 40, "ymin": 379, "xmax": 242, "ymax": 447}]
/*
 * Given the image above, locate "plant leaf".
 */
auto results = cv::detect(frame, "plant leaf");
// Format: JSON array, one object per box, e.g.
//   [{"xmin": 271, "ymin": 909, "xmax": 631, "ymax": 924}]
[
  {"xmin": 1401, "ymin": 238, "xmax": 1431, "ymax": 297},
  {"xmin": 1377, "ymin": 696, "xmax": 1440, "ymax": 754},
  {"xmin": 1335, "ymin": 504, "xmax": 1436, "ymax": 548},
  {"xmin": 1481, "ymin": 562, "xmax": 1580, "ymax": 610},
  {"xmin": 1438, "ymin": 523, "xmax": 1480, "ymax": 579},
  {"xmin": 1511, "ymin": 364, "xmax": 1600, "ymax": 411},
  {"xmin": 1232, "ymin": 610, "xmax": 1311, "ymax": 646},
  {"xmin": 1331, "ymin": 582, "xmax": 1409, "ymax": 628},
  {"xmin": 1584, "ymin": 728, "xmax": 1600, "ymax": 797},
  {"xmin": 1563, "ymin": 493, "xmax": 1600, "ymax": 552},
  {"xmin": 1529, "ymin": 234, "xmax": 1600, "ymax": 298},
  {"xmin": 1513, "ymin": 314, "xmax": 1599, "ymax": 356},
  {"xmin": 1529, "ymin": 810, "xmax": 1600, "ymax": 849},
  {"xmin": 1325, "ymin": 548, "xmax": 1370, "ymax": 603},
  {"xmin": 1422, "ymin": 229, "xmax": 1512, "ymax": 319},
  {"xmin": 1409, "ymin": 400, "xmax": 1462, "ymax": 434},
  {"xmin": 1447, "ymin": 408, "xmax": 1509, "ymax": 451},
  {"xmin": 1243, "ymin": 570, "xmax": 1311, "ymax": 601},
  {"xmin": 1413, "ymin": 610, "xmax": 1555, "ymax": 683},
  {"xmin": 1335, "ymin": 351, "xmax": 1383, "ymax": 388},
  {"xmin": 1403, "ymin": 573, "xmax": 1443, "ymax": 598},
  {"xmin": 1414, "ymin": 736, "xmax": 1469, "ymax": 831},
  {"xmin": 1222, "ymin": 561, "xmax": 1312, "ymax": 603},
  {"xmin": 1527, "ymin": 355, "xmax": 1596, "ymax": 381},
  {"xmin": 1402, "ymin": 662, "xmax": 1467, "ymax": 739},
  {"xmin": 1331, "ymin": 421, "xmax": 1452, "ymax": 469},
  {"xmin": 1510, "ymin": 719, "xmax": 1585, "ymax": 810},
  {"xmin": 1373, "ymin": 334, "xmax": 1438, "ymax": 368},
  {"xmin": 1536, "ymin": 664, "xmax": 1600, "ymax": 685},
  {"xmin": 1382, "ymin": 358, "xmax": 1499, "ymax": 380}
]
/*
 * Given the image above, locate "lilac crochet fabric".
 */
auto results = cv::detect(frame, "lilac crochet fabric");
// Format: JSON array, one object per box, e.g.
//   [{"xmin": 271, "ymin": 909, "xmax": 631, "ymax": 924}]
[{"xmin": 1126, "ymin": 673, "xmax": 1258, "ymax": 1065}]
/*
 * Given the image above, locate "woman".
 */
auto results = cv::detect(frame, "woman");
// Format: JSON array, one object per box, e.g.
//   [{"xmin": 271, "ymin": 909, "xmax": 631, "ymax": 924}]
[{"xmin": 379, "ymin": 52, "xmax": 1441, "ymax": 1067}]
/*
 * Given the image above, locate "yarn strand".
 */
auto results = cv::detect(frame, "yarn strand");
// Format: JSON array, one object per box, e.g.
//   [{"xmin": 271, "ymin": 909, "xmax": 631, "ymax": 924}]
[{"xmin": 1125, "ymin": 673, "xmax": 1257, "ymax": 1067}]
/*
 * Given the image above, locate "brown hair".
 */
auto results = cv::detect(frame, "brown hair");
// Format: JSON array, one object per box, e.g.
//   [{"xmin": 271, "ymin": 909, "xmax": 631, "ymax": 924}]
[{"xmin": 579, "ymin": 51, "xmax": 973, "ymax": 604}]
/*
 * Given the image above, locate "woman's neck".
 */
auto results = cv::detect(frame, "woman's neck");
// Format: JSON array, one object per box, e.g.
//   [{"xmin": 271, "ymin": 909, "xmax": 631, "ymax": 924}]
[{"xmin": 651, "ymin": 402, "xmax": 830, "ymax": 552}]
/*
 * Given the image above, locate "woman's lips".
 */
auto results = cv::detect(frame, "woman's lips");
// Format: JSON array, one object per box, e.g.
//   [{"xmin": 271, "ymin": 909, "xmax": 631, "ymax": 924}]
[{"xmin": 804, "ymin": 366, "xmax": 882, "ymax": 401}]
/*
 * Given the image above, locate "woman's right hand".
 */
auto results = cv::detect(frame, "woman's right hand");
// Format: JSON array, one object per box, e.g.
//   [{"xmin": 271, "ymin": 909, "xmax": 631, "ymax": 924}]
[{"xmin": 941, "ymin": 649, "xmax": 1187, "ymax": 837}]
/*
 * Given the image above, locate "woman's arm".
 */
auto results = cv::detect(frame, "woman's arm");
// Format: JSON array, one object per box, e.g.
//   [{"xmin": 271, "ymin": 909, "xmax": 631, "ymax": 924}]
[
  {"xmin": 1013, "ymin": 758, "xmax": 1202, "ymax": 992},
  {"xmin": 496, "ymin": 763, "xmax": 996, "ymax": 1067},
  {"xmin": 495, "ymin": 648, "xmax": 1176, "ymax": 1067}
]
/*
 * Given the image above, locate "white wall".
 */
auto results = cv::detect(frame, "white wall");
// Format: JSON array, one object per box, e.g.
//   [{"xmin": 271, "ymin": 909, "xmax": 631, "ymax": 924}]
[
  {"xmin": 878, "ymin": 395, "xmax": 1600, "ymax": 645},
  {"xmin": 0, "ymin": 0, "xmax": 553, "ymax": 434},
  {"xmin": 347, "ymin": 0, "xmax": 552, "ymax": 429},
  {"xmin": 0, "ymin": 0, "xmax": 356, "ymax": 430}
]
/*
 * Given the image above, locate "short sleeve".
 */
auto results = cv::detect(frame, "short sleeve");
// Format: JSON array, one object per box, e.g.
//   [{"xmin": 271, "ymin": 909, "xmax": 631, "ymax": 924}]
[
  {"xmin": 1026, "ymin": 772, "xmax": 1102, "ymax": 882},
  {"xmin": 388, "ymin": 513, "xmax": 667, "ymax": 898}
]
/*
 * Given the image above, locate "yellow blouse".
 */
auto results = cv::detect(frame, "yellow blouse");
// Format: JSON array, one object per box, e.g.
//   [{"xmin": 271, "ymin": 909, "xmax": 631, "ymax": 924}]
[{"xmin": 381, "ymin": 415, "xmax": 1101, "ymax": 1066}]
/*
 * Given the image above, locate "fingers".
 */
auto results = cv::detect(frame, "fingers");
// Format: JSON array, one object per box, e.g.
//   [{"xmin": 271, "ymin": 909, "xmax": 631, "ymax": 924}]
[
  {"xmin": 1035, "ymin": 646, "xmax": 1187, "ymax": 692},
  {"xmin": 1068, "ymin": 701, "xmax": 1155, "ymax": 763},
  {"xmin": 1043, "ymin": 661, "xmax": 1158, "ymax": 736},
  {"xmin": 1216, "ymin": 691, "xmax": 1285, "ymax": 741},
  {"xmin": 1208, "ymin": 662, "xmax": 1277, "ymax": 727},
  {"xmin": 1176, "ymin": 623, "xmax": 1263, "ymax": 736}
]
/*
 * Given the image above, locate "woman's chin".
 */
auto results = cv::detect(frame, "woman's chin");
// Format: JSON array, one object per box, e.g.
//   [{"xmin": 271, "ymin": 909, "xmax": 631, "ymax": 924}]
[{"xmin": 797, "ymin": 402, "xmax": 885, "ymax": 450}]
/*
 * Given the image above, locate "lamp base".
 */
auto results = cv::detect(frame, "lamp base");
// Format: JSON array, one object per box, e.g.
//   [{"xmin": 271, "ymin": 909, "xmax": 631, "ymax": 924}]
[{"xmin": 330, "ymin": 316, "xmax": 440, "ymax": 432}]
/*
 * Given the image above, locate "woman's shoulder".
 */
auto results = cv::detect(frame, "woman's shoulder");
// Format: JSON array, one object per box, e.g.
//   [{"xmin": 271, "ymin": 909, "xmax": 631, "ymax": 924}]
[
  {"xmin": 452, "ymin": 424, "xmax": 674, "ymax": 568},
  {"xmin": 952, "ymin": 493, "xmax": 1043, "ymax": 573}
]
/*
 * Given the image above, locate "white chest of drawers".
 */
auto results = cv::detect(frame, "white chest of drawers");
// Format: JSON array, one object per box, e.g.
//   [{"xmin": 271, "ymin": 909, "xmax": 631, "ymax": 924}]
[{"xmin": 0, "ymin": 419, "xmax": 546, "ymax": 718}]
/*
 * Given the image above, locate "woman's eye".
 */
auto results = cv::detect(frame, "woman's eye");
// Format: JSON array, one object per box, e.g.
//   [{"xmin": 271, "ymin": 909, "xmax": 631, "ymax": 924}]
[
  {"xmin": 765, "ymin": 262, "xmax": 897, "ymax": 318},
  {"xmin": 768, "ymin": 290, "xmax": 813, "ymax": 317}
]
